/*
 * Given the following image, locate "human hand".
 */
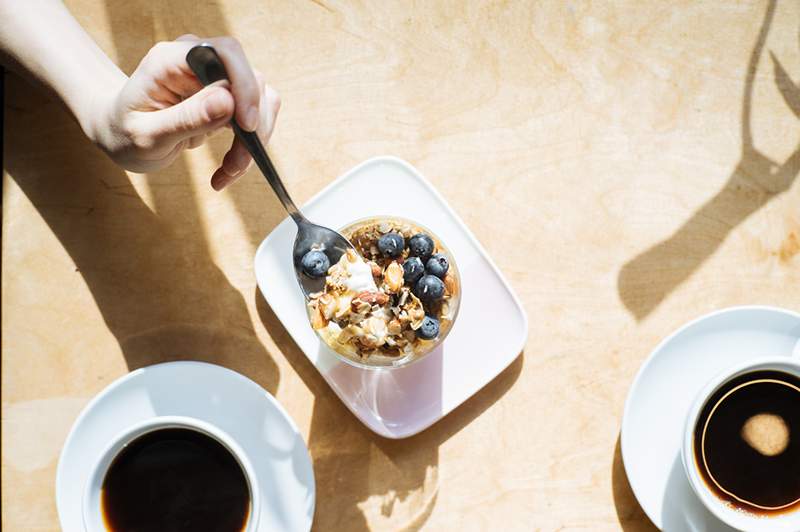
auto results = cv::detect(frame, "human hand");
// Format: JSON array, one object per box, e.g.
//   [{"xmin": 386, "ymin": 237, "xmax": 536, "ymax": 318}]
[{"xmin": 91, "ymin": 35, "xmax": 280, "ymax": 190}]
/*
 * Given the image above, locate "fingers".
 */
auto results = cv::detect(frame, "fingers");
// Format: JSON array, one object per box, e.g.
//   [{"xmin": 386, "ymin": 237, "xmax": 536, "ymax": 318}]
[
  {"xmin": 139, "ymin": 84, "xmax": 235, "ymax": 145},
  {"xmin": 261, "ymin": 84, "xmax": 281, "ymax": 139},
  {"xmin": 211, "ymin": 137, "xmax": 251, "ymax": 190},
  {"xmin": 211, "ymin": 76, "xmax": 281, "ymax": 190},
  {"xmin": 203, "ymin": 36, "xmax": 261, "ymax": 132},
  {"xmin": 124, "ymin": 35, "xmax": 278, "ymax": 180},
  {"xmin": 142, "ymin": 36, "xmax": 263, "ymax": 132}
]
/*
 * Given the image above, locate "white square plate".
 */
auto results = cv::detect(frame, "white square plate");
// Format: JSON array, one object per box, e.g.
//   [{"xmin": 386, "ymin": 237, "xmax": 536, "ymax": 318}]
[{"xmin": 255, "ymin": 156, "xmax": 527, "ymax": 438}]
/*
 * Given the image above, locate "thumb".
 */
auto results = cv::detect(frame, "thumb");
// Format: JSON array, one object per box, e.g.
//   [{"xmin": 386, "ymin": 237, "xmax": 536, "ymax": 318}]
[{"xmin": 142, "ymin": 85, "xmax": 234, "ymax": 145}]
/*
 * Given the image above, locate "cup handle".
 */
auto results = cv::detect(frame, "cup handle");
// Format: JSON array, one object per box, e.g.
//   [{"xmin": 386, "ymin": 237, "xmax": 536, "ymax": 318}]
[{"xmin": 793, "ymin": 338, "xmax": 800, "ymax": 359}]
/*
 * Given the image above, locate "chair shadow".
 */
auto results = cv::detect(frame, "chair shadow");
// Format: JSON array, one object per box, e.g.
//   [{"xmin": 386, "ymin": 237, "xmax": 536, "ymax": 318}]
[
  {"xmin": 617, "ymin": 0, "xmax": 800, "ymax": 321},
  {"xmin": 256, "ymin": 292, "xmax": 523, "ymax": 531}
]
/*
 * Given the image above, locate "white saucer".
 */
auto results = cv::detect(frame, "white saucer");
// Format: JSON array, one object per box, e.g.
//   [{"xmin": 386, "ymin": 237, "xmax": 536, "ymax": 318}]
[
  {"xmin": 254, "ymin": 156, "xmax": 528, "ymax": 438},
  {"xmin": 56, "ymin": 361, "xmax": 315, "ymax": 531},
  {"xmin": 621, "ymin": 306, "xmax": 800, "ymax": 531}
]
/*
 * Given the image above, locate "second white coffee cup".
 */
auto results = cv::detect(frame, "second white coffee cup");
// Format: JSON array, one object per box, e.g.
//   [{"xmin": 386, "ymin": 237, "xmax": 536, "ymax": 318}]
[{"xmin": 682, "ymin": 349, "xmax": 800, "ymax": 532}]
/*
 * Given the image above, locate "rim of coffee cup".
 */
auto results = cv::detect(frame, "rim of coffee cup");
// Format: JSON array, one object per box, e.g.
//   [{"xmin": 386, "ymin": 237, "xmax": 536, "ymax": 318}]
[
  {"xmin": 682, "ymin": 355, "xmax": 800, "ymax": 531},
  {"xmin": 81, "ymin": 415, "xmax": 260, "ymax": 532},
  {"xmin": 700, "ymin": 377, "xmax": 800, "ymax": 511}
]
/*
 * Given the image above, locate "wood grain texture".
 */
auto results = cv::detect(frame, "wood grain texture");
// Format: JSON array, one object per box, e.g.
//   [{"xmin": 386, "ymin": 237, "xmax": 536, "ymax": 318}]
[{"xmin": 3, "ymin": 1, "xmax": 800, "ymax": 530}]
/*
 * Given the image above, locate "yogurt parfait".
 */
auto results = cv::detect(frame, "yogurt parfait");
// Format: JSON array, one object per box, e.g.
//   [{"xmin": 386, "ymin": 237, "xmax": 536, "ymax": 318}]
[{"xmin": 302, "ymin": 217, "xmax": 460, "ymax": 367}]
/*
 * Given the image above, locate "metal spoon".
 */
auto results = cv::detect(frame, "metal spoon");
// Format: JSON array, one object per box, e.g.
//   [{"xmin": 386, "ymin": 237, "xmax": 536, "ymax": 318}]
[{"xmin": 186, "ymin": 43, "xmax": 355, "ymax": 298}]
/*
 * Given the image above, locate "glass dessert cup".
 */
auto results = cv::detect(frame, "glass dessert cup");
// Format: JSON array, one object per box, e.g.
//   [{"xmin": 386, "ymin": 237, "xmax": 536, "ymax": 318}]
[{"xmin": 305, "ymin": 216, "xmax": 461, "ymax": 370}]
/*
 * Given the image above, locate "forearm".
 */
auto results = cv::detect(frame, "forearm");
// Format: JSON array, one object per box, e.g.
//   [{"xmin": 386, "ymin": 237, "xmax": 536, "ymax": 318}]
[
  {"xmin": 0, "ymin": 6, "xmax": 278, "ymax": 186},
  {"xmin": 0, "ymin": 0, "xmax": 126, "ymax": 142}
]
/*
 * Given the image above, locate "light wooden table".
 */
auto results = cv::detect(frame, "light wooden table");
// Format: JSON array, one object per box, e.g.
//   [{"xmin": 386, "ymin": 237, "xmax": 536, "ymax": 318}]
[{"xmin": 3, "ymin": 1, "xmax": 799, "ymax": 530}]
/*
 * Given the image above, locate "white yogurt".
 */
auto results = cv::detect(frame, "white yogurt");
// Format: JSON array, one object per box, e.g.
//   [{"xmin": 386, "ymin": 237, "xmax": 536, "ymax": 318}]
[{"xmin": 343, "ymin": 257, "xmax": 378, "ymax": 293}]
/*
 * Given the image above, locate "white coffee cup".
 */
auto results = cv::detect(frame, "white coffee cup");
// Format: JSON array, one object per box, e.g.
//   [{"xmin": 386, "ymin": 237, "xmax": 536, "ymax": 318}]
[
  {"xmin": 682, "ymin": 343, "xmax": 800, "ymax": 531},
  {"xmin": 82, "ymin": 415, "xmax": 260, "ymax": 532}
]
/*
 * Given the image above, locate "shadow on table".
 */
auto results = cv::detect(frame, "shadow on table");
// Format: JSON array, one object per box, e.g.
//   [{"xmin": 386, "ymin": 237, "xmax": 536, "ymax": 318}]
[
  {"xmin": 613, "ymin": 433, "xmax": 740, "ymax": 532},
  {"xmin": 612, "ymin": 436, "xmax": 658, "ymax": 532},
  {"xmin": 257, "ymin": 293, "xmax": 524, "ymax": 531},
  {"xmin": 3, "ymin": 76, "xmax": 280, "ymax": 394},
  {"xmin": 5, "ymin": 0, "xmax": 286, "ymax": 394},
  {"xmin": 617, "ymin": 0, "xmax": 800, "ymax": 321},
  {"xmin": 4, "ymin": 1, "xmax": 284, "ymax": 386},
  {"xmin": 39, "ymin": 1, "xmax": 519, "ymax": 529},
  {"xmin": 661, "ymin": 454, "xmax": 738, "ymax": 532}
]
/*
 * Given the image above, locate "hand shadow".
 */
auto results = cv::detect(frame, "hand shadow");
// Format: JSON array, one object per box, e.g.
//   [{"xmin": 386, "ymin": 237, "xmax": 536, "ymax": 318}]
[
  {"xmin": 3, "ymin": 19, "xmax": 279, "ymax": 395},
  {"xmin": 256, "ymin": 292, "xmax": 523, "ymax": 531},
  {"xmin": 618, "ymin": 0, "xmax": 800, "ymax": 321}
]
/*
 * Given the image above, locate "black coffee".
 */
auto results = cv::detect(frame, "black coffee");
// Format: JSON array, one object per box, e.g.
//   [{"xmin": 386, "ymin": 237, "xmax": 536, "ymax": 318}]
[
  {"xmin": 102, "ymin": 428, "xmax": 250, "ymax": 531},
  {"xmin": 694, "ymin": 370, "xmax": 800, "ymax": 514}
]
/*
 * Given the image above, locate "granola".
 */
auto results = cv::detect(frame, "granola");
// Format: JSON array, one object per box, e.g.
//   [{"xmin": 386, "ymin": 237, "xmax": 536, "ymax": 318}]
[{"xmin": 306, "ymin": 217, "xmax": 460, "ymax": 365}]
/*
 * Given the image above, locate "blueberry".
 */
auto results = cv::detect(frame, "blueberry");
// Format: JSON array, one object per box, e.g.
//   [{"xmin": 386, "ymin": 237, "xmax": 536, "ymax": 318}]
[
  {"xmin": 416, "ymin": 316, "xmax": 440, "ymax": 340},
  {"xmin": 425, "ymin": 253, "xmax": 449, "ymax": 278},
  {"xmin": 403, "ymin": 257, "xmax": 425, "ymax": 284},
  {"xmin": 301, "ymin": 250, "xmax": 330, "ymax": 278},
  {"xmin": 414, "ymin": 275, "xmax": 445, "ymax": 302},
  {"xmin": 378, "ymin": 232, "xmax": 405, "ymax": 258},
  {"xmin": 408, "ymin": 233, "xmax": 435, "ymax": 262}
]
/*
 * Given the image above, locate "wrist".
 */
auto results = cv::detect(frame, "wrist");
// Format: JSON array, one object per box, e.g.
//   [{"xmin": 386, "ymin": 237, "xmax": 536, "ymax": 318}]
[{"xmin": 81, "ymin": 72, "xmax": 127, "ymax": 151}]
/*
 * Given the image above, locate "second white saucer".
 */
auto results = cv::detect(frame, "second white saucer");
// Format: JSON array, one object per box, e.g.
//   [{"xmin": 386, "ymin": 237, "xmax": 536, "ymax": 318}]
[{"xmin": 621, "ymin": 306, "xmax": 800, "ymax": 531}]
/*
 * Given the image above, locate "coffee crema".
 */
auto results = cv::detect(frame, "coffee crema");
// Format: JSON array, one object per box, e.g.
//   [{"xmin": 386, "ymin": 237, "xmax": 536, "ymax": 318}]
[
  {"xmin": 694, "ymin": 370, "xmax": 800, "ymax": 515},
  {"xmin": 101, "ymin": 428, "xmax": 250, "ymax": 531}
]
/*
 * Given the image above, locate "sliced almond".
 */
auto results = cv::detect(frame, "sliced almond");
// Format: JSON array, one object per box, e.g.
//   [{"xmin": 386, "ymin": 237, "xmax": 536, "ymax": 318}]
[
  {"xmin": 349, "ymin": 312, "xmax": 367, "ymax": 325},
  {"xmin": 384, "ymin": 261, "xmax": 404, "ymax": 293},
  {"xmin": 388, "ymin": 319, "xmax": 403, "ymax": 335},
  {"xmin": 369, "ymin": 261, "xmax": 382, "ymax": 278},
  {"xmin": 351, "ymin": 300, "xmax": 372, "ymax": 315},
  {"xmin": 308, "ymin": 303, "xmax": 327, "ymax": 330},
  {"xmin": 398, "ymin": 288, "xmax": 410, "ymax": 307},
  {"xmin": 318, "ymin": 293, "xmax": 336, "ymax": 320},
  {"xmin": 334, "ymin": 295, "xmax": 353, "ymax": 319},
  {"xmin": 444, "ymin": 273, "xmax": 457, "ymax": 295},
  {"xmin": 356, "ymin": 291, "xmax": 390, "ymax": 305},
  {"xmin": 337, "ymin": 325, "xmax": 362, "ymax": 344}
]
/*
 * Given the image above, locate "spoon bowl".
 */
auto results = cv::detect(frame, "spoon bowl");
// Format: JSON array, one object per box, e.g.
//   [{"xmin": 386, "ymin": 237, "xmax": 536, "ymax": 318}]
[
  {"xmin": 292, "ymin": 221, "xmax": 352, "ymax": 296},
  {"xmin": 186, "ymin": 44, "xmax": 355, "ymax": 298}
]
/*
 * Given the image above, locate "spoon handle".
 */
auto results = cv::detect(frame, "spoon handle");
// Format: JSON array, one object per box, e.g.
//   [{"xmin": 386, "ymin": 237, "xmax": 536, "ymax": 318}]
[{"xmin": 186, "ymin": 44, "xmax": 304, "ymax": 223}]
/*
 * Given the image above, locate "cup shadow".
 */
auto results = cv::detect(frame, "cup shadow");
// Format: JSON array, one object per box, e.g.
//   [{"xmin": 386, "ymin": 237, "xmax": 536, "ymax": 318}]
[
  {"xmin": 661, "ymin": 453, "xmax": 738, "ymax": 532},
  {"xmin": 613, "ymin": 440, "xmax": 740, "ymax": 531},
  {"xmin": 617, "ymin": 0, "xmax": 799, "ymax": 321},
  {"xmin": 256, "ymin": 291, "xmax": 523, "ymax": 531},
  {"xmin": 318, "ymin": 342, "xmax": 444, "ymax": 439},
  {"xmin": 611, "ymin": 436, "xmax": 658, "ymax": 531}
]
